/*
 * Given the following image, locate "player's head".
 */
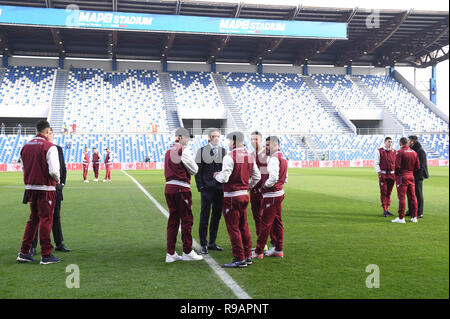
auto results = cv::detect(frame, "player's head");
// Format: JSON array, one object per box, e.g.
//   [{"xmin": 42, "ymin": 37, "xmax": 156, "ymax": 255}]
[
  {"xmin": 36, "ymin": 120, "xmax": 51, "ymax": 137},
  {"xmin": 384, "ymin": 136, "xmax": 393, "ymax": 149},
  {"xmin": 226, "ymin": 131, "xmax": 244, "ymax": 151},
  {"xmin": 105, "ymin": 147, "xmax": 110, "ymax": 152},
  {"xmin": 399, "ymin": 137, "xmax": 408, "ymax": 146},
  {"xmin": 47, "ymin": 127, "xmax": 54, "ymax": 143},
  {"xmin": 250, "ymin": 131, "xmax": 263, "ymax": 150},
  {"xmin": 207, "ymin": 128, "xmax": 220, "ymax": 146},
  {"xmin": 266, "ymin": 136, "xmax": 280, "ymax": 155},
  {"xmin": 175, "ymin": 127, "xmax": 192, "ymax": 146},
  {"xmin": 93, "ymin": 147, "xmax": 97, "ymax": 151},
  {"xmin": 408, "ymin": 135, "xmax": 418, "ymax": 147}
]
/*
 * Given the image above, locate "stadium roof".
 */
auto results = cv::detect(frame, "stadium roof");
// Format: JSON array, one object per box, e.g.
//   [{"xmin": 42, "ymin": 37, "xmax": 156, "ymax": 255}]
[{"xmin": 0, "ymin": 0, "xmax": 448, "ymax": 68}]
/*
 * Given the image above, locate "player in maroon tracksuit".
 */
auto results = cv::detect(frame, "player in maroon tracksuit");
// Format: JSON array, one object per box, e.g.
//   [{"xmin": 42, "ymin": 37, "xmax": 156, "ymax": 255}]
[
  {"xmin": 374, "ymin": 137, "xmax": 396, "ymax": 217},
  {"xmin": 164, "ymin": 128, "xmax": 203, "ymax": 263},
  {"xmin": 92, "ymin": 147, "xmax": 101, "ymax": 182},
  {"xmin": 16, "ymin": 120, "xmax": 61, "ymax": 264},
  {"xmin": 392, "ymin": 137, "xmax": 420, "ymax": 223},
  {"xmin": 82, "ymin": 147, "xmax": 89, "ymax": 182},
  {"xmin": 214, "ymin": 131, "xmax": 261, "ymax": 268},
  {"xmin": 253, "ymin": 136, "xmax": 288, "ymax": 259},
  {"xmin": 103, "ymin": 147, "xmax": 112, "ymax": 182}
]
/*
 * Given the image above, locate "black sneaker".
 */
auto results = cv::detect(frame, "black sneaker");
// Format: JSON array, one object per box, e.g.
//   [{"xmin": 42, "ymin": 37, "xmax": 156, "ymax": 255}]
[
  {"xmin": 40, "ymin": 254, "xmax": 61, "ymax": 265},
  {"xmin": 224, "ymin": 259, "xmax": 247, "ymax": 268},
  {"xmin": 55, "ymin": 244, "xmax": 71, "ymax": 253},
  {"xmin": 201, "ymin": 246, "xmax": 208, "ymax": 255},
  {"xmin": 385, "ymin": 211, "xmax": 394, "ymax": 216},
  {"xmin": 207, "ymin": 244, "xmax": 223, "ymax": 251},
  {"xmin": 245, "ymin": 257, "xmax": 252, "ymax": 265},
  {"xmin": 17, "ymin": 252, "xmax": 34, "ymax": 263}
]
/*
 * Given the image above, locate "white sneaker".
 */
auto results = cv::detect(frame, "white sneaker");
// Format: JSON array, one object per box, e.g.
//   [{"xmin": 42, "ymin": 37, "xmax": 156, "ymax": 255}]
[
  {"xmin": 411, "ymin": 218, "xmax": 418, "ymax": 223},
  {"xmin": 103, "ymin": 179, "xmax": 107, "ymax": 183},
  {"xmin": 165, "ymin": 252, "xmax": 182, "ymax": 263},
  {"xmin": 182, "ymin": 250, "xmax": 203, "ymax": 261},
  {"xmin": 392, "ymin": 217, "xmax": 406, "ymax": 224},
  {"xmin": 84, "ymin": 180, "xmax": 89, "ymax": 183},
  {"xmin": 265, "ymin": 244, "xmax": 275, "ymax": 254},
  {"xmin": 93, "ymin": 179, "xmax": 98, "ymax": 182}
]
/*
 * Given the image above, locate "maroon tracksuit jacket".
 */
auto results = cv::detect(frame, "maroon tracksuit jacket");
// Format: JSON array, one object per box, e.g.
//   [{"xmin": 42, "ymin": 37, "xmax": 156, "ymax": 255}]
[
  {"xmin": 20, "ymin": 134, "xmax": 58, "ymax": 257},
  {"xmin": 378, "ymin": 147, "xmax": 396, "ymax": 212},
  {"xmin": 395, "ymin": 145, "xmax": 420, "ymax": 219}
]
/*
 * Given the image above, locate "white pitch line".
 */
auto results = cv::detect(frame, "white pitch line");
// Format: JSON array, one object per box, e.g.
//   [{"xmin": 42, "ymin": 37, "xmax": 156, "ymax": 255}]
[{"xmin": 121, "ymin": 170, "xmax": 252, "ymax": 300}]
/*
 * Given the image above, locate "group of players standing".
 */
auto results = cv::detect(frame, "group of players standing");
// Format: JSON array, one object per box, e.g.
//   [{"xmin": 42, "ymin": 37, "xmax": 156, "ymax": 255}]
[
  {"xmin": 81, "ymin": 147, "xmax": 113, "ymax": 183},
  {"xmin": 163, "ymin": 128, "xmax": 287, "ymax": 268}
]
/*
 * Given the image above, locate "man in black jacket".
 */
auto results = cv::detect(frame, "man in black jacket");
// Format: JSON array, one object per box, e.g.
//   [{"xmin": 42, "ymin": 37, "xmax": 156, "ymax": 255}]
[
  {"xmin": 26, "ymin": 128, "xmax": 71, "ymax": 254},
  {"xmin": 195, "ymin": 128, "xmax": 226, "ymax": 254},
  {"xmin": 406, "ymin": 135, "xmax": 429, "ymax": 218}
]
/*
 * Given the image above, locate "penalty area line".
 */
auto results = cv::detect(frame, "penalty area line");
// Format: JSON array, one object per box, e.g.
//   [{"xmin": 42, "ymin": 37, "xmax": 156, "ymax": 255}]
[{"xmin": 121, "ymin": 169, "xmax": 252, "ymax": 300}]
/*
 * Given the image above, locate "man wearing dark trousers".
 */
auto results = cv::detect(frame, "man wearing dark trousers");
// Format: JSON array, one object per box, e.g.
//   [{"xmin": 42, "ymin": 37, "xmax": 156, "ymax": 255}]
[
  {"xmin": 195, "ymin": 128, "xmax": 226, "ymax": 254},
  {"xmin": 27, "ymin": 127, "xmax": 71, "ymax": 255},
  {"xmin": 406, "ymin": 135, "xmax": 429, "ymax": 219}
]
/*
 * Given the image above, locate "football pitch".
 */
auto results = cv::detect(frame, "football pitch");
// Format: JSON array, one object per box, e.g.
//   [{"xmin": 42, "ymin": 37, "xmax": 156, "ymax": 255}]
[{"xmin": 0, "ymin": 167, "xmax": 448, "ymax": 299}]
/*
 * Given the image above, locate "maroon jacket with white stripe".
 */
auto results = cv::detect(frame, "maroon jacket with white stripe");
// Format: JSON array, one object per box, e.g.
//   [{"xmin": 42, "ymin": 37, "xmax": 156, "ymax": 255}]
[
  {"xmin": 214, "ymin": 147, "xmax": 261, "ymax": 197},
  {"xmin": 20, "ymin": 134, "xmax": 60, "ymax": 191},
  {"xmin": 262, "ymin": 150, "xmax": 288, "ymax": 198},
  {"xmin": 164, "ymin": 142, "xmax": 198, "ymax": 194}
]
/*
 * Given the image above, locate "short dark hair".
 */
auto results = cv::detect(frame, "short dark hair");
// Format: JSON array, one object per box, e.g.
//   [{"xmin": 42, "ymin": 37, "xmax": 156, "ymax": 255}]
[
  {"xmin": 266, "ymin": 136, "xmax": 280, "ymax": 144},
  {"xmin": 384, "ymin": 136, "xmax": 392, "ymax": 142},
  {"xmin": 408, "ymin": 135, "xmax": 418, "ymax": 143},
  {"xmin": 251, "ymin": 131, "xmax": 262, "ymax": 137},
  {"xmin": 399, "ymin": 137, "xmax": 408, "ymax": 146},
  {"xmin": 36, "ymin": 120, "xmax": 50, "ymax": 133},
  {"xmin": 226, "ymin": 131, "xmax": 245, "ymax": 144}
]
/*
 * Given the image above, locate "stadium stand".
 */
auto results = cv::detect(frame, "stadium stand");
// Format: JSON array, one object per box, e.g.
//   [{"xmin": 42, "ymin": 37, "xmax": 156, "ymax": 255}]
[
  {"xmin": 0, "ymin": 67, "xmax": 448, "ymax": 164},
  {"xmin": 0, "ymin": 66, "xmax": 56, "ymax": 117},
  {"xmin": 64, "ymin": 68, "xmax": 168, "ymax": 133}
]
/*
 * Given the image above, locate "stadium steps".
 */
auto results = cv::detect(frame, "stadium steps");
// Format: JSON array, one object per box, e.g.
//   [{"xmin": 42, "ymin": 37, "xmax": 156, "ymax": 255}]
[
  {"xmin": 350, "ymin": 76, "xmax": 407, "ymax": 132},
  {"xmin": 48, "ymin": 69, "xmax": 69, "ymax": 134},
  {"xmin": 158, "ymin": 72, "xmax": 182, "ymax": 131},
  {"xmin": 302, "ymin": 76, "xmax": 354, "ymax": 134},
  {"xmin": 0, "ymin": 68, "xmax": 7, "ymax": 86},
  {"xmin": 210, "ymin": 73, "xmax": 247, "ymax": 132},
  {"xmin": 351, "ymin": 77, "xmax": 442, "ymax": 159}
]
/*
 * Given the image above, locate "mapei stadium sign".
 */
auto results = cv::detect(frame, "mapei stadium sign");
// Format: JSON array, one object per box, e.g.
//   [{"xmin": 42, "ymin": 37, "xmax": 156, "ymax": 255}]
[{"xmin": 0, "ymin": 5, "xmax": 347, "ymax": 39}]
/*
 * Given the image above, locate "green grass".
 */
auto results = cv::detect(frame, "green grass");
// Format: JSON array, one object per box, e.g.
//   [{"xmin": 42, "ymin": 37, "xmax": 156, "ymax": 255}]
[{"xmin": 0, "ymin": 167, "xmax": 448, "ymax": 299}]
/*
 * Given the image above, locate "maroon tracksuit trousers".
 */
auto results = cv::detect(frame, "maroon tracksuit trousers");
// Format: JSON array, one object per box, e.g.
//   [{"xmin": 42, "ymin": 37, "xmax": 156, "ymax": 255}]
[
  {"xmin": 396, "ymin": 174, "xmax": 418, "ymax": 219},
  {"xmin": 83, "ymin": 164, "xmax": 88, "ymax": 181},
  {"xmin": 256, "ymin": 195, "xmax": 285, "ymax": 254},
  {"xmin": 165, "ymin": 186, "xmax": 194, "ymax": 255},
  {"xmin": 378, "ymin": 174, "xmax": 395, "ymax": 211},
  {"xmin": 20, "ymin": 190, "xmax": 56, "ymax": 257},
  {"xmin": 222, "ymin": 195, "xmax": 252, "ymax": 261}
]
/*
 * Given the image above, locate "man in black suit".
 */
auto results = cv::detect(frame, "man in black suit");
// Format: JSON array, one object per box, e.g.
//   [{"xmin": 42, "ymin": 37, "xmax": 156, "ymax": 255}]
[
  {"xmin": 26, "ymin": 127, "xmax": 71, "ymax": 255},
  {"xmin": 406, "ymin": 135, "xmax": 429, "ymax": 219},
  {"xmin": 195, "ymin": 128, "xmax": 226, "ymax": 254}
]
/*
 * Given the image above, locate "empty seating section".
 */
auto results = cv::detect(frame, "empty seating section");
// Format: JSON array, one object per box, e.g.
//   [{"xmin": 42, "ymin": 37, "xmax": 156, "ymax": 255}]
[
  {"xmin": 170, "ymin": 71, "xmax": 223, "ymax": 109},
  {"xmin": 64, "ymin": 69, "xmax": 168, "ymax": 133},
  {"xmin": 0, "ymin": 66, "xmax": 56, "ymax": 117},
  {"xmin": 311, "ymin": 74, "xmax": 377, "ymax": 110},
  {"xmin": 0, "ymin": 66, "xmax": 448, "ymax": 163},
  {"xmin": 222, "ymin": 72, "xmax": 344, "ymax": 133},
  {"xmin": 360, "ymin": 75, "xmax": 448, "ymax": 132}
]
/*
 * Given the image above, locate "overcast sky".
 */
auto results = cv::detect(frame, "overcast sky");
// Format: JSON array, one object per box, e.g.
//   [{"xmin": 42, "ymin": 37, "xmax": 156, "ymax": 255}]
[{"xmin": 193, "ymin": 0, "xmax": 449, "ymax": 115}]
